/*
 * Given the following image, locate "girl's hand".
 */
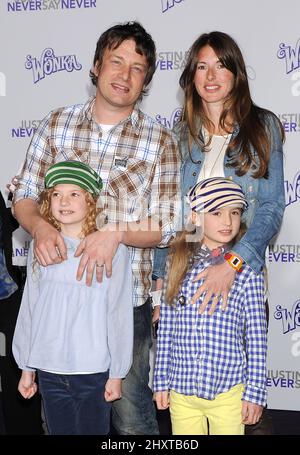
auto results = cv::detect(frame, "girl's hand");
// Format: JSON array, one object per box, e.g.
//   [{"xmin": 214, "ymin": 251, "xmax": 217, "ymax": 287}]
[
  {"xmin": 242, "ymin": 401, "xmax": 263, "ymax": 425},
  {"xmin": 191, "ymin": 261, "xmax": 236, "ymax": 315},
  {"xmin": 18, "ymin": 371, "xmax": 37, "ymax": 399},
  {"xmin": 104, "ymin": 378, "xmax": 122, "ymax": 402},
  {"xmin": 154, "ymin": 391, "xmax": 170, "ymax": 410}
]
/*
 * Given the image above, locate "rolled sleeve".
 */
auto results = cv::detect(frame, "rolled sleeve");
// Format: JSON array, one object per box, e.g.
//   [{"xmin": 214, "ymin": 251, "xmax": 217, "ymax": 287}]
[{"xmin": 152, "ymin": 246, "xmax": 169, "ymax": 280}]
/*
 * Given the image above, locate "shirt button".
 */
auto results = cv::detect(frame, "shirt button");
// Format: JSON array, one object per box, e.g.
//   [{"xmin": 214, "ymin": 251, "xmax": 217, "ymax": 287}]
[
  {"xmin": 228, "ymin": 175, "xmax": 233, "ymax": 180},
  {"xmin": 192, "ymin": 172, "xmax": 197, "ymax": 176},
  {"xmin": 178, "ymin": 295, "xmax": 186, "ymax": 305}
]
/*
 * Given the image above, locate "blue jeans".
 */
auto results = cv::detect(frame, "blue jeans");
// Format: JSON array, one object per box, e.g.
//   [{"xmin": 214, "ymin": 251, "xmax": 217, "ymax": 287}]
[
  {"xmin": 38, "ymin": 370, "xmax": 111, "ymax": 435},
  {"xmin": 112, "ymin": 299, "xmax": 159, "ymax": 435}
]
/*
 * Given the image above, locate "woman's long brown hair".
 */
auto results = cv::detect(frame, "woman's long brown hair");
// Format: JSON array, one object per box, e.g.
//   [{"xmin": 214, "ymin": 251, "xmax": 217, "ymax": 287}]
[{"xmin": 179, "ymin": 31, "xmax": 284, "ymax": 178}]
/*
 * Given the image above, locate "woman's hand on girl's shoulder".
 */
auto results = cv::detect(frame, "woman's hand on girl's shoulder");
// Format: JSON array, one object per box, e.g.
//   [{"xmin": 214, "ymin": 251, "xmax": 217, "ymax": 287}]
[{"xmin": 191, "ymin": 261, "xmax": 236, "ymax": 315}]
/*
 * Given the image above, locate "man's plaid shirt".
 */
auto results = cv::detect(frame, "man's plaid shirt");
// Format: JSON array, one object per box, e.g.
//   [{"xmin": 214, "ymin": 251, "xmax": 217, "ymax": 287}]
[
  {"xmin": 14, "ymin": 98, "xmax": 181, "ymax": 307},
  {"xmin": 153, "ymin": 255, "xmax": 267, "ymax": 406}
]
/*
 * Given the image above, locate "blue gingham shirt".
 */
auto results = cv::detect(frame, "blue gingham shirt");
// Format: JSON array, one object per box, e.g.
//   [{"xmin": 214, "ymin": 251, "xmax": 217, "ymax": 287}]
[
  {"xmin": 153, "ymin": 253, "xmax": 267, "ymax": 406},
  {"xmin": 14, "ymin": 98, "xmax": 181, "ymax": 307}
]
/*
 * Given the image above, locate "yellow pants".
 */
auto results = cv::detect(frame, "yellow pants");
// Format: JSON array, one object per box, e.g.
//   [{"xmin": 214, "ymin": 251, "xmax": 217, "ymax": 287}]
[{"xmin": 170, "ymin": 383, "xmax": 245, "ymax": 435}]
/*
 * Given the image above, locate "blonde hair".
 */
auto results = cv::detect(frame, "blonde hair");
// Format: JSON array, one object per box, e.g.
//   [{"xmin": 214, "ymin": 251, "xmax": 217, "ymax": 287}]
[
  {"xmin": 38, "ymin": 187, "xmax": 100, "ymax": 238},
  {"xmin": 165, "ymin": 228, "xmax": 200, "ymax": 304}
]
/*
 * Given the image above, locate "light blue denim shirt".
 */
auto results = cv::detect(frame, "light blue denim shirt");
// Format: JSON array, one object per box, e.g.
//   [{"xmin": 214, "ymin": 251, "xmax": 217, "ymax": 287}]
[{"xmin": 153, "ymin": 112, "xmax": 285, "ymax": 277}]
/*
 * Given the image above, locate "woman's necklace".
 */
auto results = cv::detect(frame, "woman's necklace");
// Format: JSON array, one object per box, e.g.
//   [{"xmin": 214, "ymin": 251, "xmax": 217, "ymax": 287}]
[{"xmin": 202, "ymin": 128, "xmax": 231, "ymax": 179}]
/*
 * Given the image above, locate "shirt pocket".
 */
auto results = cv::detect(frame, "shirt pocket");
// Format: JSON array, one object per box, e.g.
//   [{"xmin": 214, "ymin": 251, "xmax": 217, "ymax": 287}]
[
  {"xmin": 105, "ymin": 158, "xmax": 149, "ymax": 221},
  {"xmin": 54, "ymin": 147, "xmax": 88, "ymax": 163},
  {"xmin": 107, "ymin": 158, "xmax": 147, "ymax": 198}
]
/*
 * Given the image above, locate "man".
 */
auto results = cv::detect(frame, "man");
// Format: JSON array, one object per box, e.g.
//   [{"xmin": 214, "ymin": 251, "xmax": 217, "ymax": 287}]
[{"xmin": 14, "ymin": 21, "xmax": 180, "ymax": 435}]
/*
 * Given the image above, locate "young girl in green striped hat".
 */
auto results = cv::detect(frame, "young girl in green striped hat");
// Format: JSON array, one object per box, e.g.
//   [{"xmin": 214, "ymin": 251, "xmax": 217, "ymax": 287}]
[{"xmin": 12, "ymin": 161, "xmax": 133, "ymax": 435}]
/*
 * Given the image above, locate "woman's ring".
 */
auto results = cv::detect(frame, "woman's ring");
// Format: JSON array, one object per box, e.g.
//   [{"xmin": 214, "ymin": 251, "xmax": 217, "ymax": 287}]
[{"xmin": 96, "ymin": 263, "xmax": 104, "ymax": 268}]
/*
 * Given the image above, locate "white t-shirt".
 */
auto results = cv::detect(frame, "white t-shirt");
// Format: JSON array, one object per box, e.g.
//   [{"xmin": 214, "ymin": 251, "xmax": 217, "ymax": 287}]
[{"xmin": 198, "ymin": 132, "xmax": 232, "ymax": 182}]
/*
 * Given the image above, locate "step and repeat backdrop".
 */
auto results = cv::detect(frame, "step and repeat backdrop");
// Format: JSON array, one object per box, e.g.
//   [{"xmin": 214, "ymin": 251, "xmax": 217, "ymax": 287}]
[{"xmin": 0, "ymin": 0, "xmax": 299, "ymax": 411}]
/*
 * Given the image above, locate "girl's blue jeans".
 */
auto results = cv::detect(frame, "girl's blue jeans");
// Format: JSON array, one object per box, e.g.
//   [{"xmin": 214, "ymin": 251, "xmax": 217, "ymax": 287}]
[{"xmin": 38, "ymin": 369, "xmax": 111, "ymax": 435}]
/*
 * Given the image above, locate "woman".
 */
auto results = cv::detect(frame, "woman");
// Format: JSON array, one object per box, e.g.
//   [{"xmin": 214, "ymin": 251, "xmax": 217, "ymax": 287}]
[{"xmin": 153, "ymin": 31, "xmax": 285, "ymax": 313}]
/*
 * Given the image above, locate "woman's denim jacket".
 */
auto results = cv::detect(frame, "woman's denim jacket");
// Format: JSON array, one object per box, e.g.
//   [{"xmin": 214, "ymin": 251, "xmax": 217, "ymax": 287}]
[{"xmin": 153, "ymin": 112, "xmax": 285, "ymax": 277}]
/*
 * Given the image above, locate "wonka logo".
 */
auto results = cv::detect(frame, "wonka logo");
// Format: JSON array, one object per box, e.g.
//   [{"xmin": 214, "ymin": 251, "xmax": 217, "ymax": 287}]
[
  {"xmin": 274, "ymin": 300, "xmax": 300, "ymax": 334},
  {"xmin": 155, "ymin": 107, "xmax": 182, "ymax": 130},
  {"xmin": 161, "ymin": 0, "xmax": 184, "ymax": 13},
  {"xmin": 277, "ymin": 39, "xmax": 300, "ymax": 74},
  {"xmin": 25, "ymin": 48, "xmax": 82, "ymax": 83},
  {"xmin": 285, "ymin": 172, "xmax": 300, "ymax": 207}
]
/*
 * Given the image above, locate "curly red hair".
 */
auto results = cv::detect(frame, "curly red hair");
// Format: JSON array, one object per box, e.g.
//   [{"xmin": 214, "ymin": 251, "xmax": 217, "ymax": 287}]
[{"xmin": 38, "ymin": 187, "xmax": 99, "ymax": 238}]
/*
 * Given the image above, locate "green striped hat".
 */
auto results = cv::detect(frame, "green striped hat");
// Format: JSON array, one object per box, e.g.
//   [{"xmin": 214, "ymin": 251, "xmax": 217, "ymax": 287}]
[{"xmin": 44, "ymin": 161, "xmax": 102, "ymax": 196}]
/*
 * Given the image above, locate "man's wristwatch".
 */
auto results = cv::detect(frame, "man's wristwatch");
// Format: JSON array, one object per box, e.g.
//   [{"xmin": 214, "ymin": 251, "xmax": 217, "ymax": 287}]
[{"xmin": 224, "ymin": 252, "xmax": 243, "ymax": 273}]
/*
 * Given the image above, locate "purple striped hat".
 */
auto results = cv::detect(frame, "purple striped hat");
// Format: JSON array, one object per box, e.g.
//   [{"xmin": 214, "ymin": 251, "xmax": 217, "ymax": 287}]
[{"xmin": 187, "ymin": 177, "xmax": 248, "ymax": 213}]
